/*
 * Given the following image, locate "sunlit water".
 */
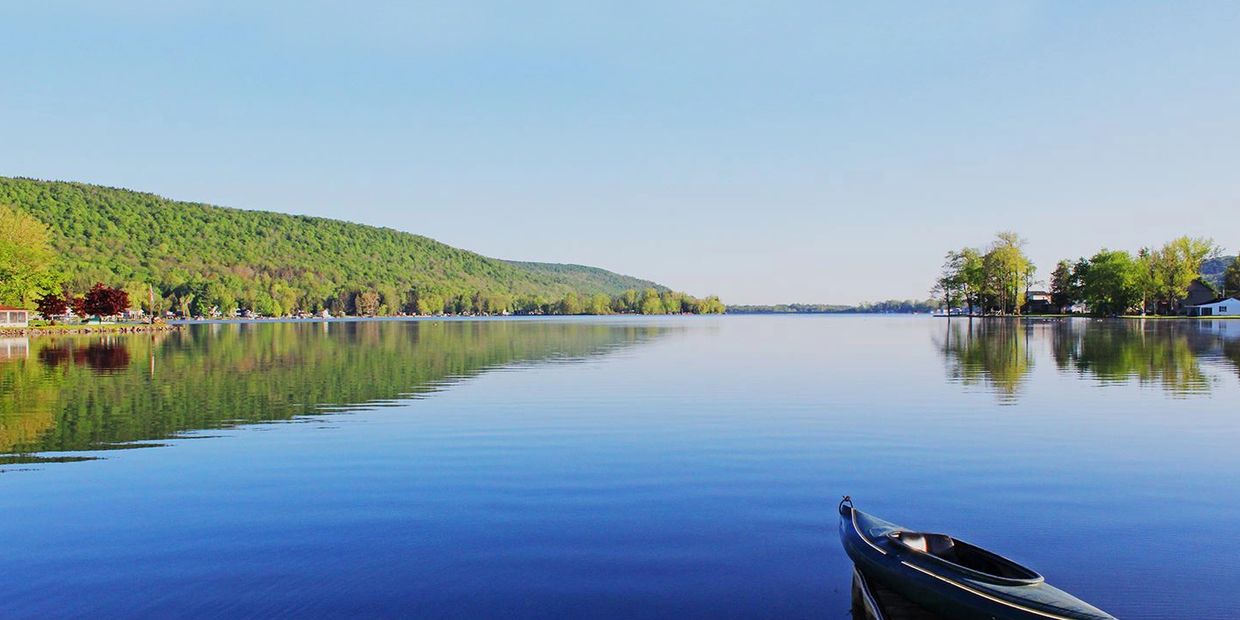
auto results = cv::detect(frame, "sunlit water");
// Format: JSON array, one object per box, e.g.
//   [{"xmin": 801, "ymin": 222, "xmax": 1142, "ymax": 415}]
[{"xmin": 2, "ymin": 316, "xmax": 1238, "ymax": 618}]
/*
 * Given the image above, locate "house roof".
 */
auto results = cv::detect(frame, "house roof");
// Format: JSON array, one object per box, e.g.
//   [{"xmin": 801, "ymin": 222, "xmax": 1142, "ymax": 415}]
[
  {"xmin": 0, "ymin": 305, "xmax": 27, "ymax": 311},
  {"xmin": 1190, "ymin": 297, "xmax": 1240, "ymax": 307}
]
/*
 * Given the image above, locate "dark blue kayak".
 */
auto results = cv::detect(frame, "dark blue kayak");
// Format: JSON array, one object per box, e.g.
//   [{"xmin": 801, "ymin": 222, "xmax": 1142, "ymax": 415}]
[{"xmin": 839, "ymin": 497, "xmax": 1115, "ymax": 620}]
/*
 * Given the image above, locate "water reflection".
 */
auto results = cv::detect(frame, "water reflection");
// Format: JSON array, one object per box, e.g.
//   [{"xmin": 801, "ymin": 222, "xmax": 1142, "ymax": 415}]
[
  {"xmin": 935, "ymin": 319, "xmax": 1034, "ymax": 404},
  {"xmin": 937, "ymin": 318, "xmax": 1240, "ymax": 401},
  {"xmin": 0, "ymin": 320, "xmax": 664, "ymax": 464},
  {"xmin": 0, "ymin": 337, "xmax": 29, "ymax": 363},
  {"xmin": 38, "ymin": 339, "xmax": 133, "ymax": 374}
]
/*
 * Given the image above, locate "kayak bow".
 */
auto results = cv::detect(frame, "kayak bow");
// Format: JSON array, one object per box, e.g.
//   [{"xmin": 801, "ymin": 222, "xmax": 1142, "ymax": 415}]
[{"xmin": 838, "ymin": 497, "xmax": 1115, "ymax": 620}]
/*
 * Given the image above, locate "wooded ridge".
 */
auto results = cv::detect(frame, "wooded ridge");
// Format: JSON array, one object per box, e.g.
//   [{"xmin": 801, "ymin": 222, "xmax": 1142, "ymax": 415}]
[{"xmin": 0, "ymin": 177, "xmax": 723, "ymax": 316}]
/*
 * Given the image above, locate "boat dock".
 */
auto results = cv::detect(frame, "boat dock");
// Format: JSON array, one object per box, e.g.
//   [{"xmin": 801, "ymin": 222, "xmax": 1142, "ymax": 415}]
[{"xmin": 851, "ymin": 568, "xmax": 945, "ymax": 620}]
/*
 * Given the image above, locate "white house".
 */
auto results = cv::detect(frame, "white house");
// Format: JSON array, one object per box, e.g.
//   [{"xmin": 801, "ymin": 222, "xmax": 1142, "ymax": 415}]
[
  {"xmin": 0, "ymin": 306, "xmax": 30, "ymax": 327},
  {"xmin": 1186, "ymin": 297, "xmax": 1240, "ymax": 317}
]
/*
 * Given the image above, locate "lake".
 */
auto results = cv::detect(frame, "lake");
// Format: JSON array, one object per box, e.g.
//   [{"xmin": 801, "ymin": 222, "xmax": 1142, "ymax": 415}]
[{"xmin": 2, "ymin": 316, "xmax": 1238, "ymax": 618}]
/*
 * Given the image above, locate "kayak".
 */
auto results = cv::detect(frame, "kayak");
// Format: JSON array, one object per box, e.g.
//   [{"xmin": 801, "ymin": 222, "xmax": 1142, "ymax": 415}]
[{"xmin": 838, "ymin": 497, "xmax": 1116, "ymax": 620}]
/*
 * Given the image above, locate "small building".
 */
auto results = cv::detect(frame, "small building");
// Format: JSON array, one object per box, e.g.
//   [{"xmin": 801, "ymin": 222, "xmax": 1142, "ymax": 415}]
[
  {"xmin": 1023, "ymin": 291, "xmax": 1056, "ymax": 314},
  {"xmin": 1182, "ymin": 280, "xmax": 1218, "ymax": 308},
  {"xmin": 1186, "ymin": 297, "xmax": 1240, "ymax": 317},
  {"xmin": 0, "ymin": 306, "xmax": 30, "ymax": 327}
]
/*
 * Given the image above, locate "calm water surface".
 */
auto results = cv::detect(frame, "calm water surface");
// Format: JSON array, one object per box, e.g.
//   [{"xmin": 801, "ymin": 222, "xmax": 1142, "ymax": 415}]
[{"xmin": 2, "ymin": 316, "xmax": 1239, "ymax": 618}]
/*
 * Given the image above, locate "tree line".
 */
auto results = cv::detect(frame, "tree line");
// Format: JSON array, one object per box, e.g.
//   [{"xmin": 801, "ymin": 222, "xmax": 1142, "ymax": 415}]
[
  {"xmin": 934, "ymin": 232, "xmax": 1240, "ymax": 316},
  {"xmin": 933, "ymin": 232, "xmax": 1036, "ymax": 315},
  {"xmin": 726, "ymin": 299, "xmax": 938, "ymax": 314}
]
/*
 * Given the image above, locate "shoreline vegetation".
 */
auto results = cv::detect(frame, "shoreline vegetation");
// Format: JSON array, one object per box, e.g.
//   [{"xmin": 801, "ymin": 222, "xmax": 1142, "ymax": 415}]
[
  {"xmin": 1, "ymin": 322, "xmax": 182, "ymax": 337},
  {"xmin": 933, "ymin": 232, "xmax": 1239, "ymax": 317},
  {"xmin": 0, "ymin": 177, "xmax": 724, "ymax": 319}
]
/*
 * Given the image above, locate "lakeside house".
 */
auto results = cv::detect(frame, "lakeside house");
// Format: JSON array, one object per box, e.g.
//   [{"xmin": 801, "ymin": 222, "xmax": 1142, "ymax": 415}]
[
  {"xmin": 1023, "ymin": 291, "xmax": 1056, "ymax": 314},
  {"xmin": 1182, "ymin": 280, "xmax": 1218, "ymax": 308},
  {"xmin": 1186, "ymin": 297, "xmax": 1240, "ymax": 317},
  {"xmin": 0, "ymin": 306, "xmax": 30, "ymax": 327}
]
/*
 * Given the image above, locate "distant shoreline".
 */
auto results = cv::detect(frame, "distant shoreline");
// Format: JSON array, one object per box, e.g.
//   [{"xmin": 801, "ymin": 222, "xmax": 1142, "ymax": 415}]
[{"xmin": 933, "ymin": 313, "xmax": 1240, "ymax": 320}]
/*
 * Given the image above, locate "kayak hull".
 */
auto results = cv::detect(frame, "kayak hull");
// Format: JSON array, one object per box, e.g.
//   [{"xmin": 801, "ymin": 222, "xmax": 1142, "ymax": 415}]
[{"xmin": 839, "ymin": 501, "xmax": 1115, "ymax": 620}]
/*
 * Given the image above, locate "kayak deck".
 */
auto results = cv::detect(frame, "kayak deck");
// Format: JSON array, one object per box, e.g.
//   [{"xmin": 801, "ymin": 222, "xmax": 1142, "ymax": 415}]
[{"xmin": 852, "ymin": 567, "xmax": 947, "ymax": 620}]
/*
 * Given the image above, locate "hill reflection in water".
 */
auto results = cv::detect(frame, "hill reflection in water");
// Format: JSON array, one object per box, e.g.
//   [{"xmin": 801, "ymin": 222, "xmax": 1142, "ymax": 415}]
[{"xmin": 0, "ymin": 320, "xmax": 665, "ymax": 463}]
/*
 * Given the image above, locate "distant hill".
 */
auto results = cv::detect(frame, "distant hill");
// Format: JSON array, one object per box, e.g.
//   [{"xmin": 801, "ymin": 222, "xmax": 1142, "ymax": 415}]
[
  {"xmin": 0, "ymin": 177, "xmax": 709, "ymax": 315},
  {"xmin": 727, "ymin": 299, "xmax": 938, "ymax": 314},
  {"xmin": 1201, "ymin": 255, "xmax": 1236, "ymax": 289},
  {"xmin": 504, "ymin": 261, "xmax": 664, "ymax": 295}
]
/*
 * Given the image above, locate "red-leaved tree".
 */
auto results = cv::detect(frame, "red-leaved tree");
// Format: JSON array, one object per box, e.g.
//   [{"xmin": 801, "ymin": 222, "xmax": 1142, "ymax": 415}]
[
  {"xmin": 70, "ymin": 295, "xmax": 87, "ymax": 318},
  {"xmin": 35, "ymin": 292, "xmax": 69, "ymax": 320},
  {"xmin": 83, "ymin": 283, "xmax": 130, "ymax": 318}
]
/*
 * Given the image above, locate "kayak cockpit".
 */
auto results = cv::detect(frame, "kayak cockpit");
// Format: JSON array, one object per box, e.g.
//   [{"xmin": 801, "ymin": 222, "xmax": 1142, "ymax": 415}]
[{"xmin": 887, "ymin": 531, "xmax": 1044, "ymax": 585}]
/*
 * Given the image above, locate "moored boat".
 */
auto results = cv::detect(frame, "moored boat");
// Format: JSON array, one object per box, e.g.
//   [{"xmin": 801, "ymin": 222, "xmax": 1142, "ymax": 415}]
[{"xmin": 839, "ymin": 497, "xmax": 1115, "ymax": 620}]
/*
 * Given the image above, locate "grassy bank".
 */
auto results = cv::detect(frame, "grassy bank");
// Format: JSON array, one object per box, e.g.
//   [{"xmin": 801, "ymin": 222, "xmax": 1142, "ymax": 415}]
[{"xmin": 0, "ymin": 322, "xmax": 182, "ymax": 337}]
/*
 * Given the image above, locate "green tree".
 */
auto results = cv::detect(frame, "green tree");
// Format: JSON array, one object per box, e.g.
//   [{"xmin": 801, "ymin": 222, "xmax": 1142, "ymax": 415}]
[
  {"xmin": 0, "ymin": 204, "xmax": 63, "ymax": 308},
  {"xmin": 1224, "ymin": 256, "xmax": 1240, "ymax": 299},
  {"xmin": 698, "ymin": 295, "xmax": 726, "ymax": 314},
  {"xmin": 933, "ymin": 251, "xmax": 968, "ymax": 312},
  {"xmin": 932, "ymin": 248, "xmax": 989, "ymax": 315},
  {"xmin": 1080, "ymin": 250, "xmax": 1140, "ymax": 316},
  {"xmin": 122, "ymin": 281, "xmax": 149, "ymax": 313},
  {"xmin": 206, "ymin": 280, "xmax": 236, "ymax": 316},
  {"xmin": 588, "ymin": 293, "xmax": 611, "ymax": 315},
  {"xmin": 484, "ymin": 292, "xmax": 512, "ymax": 315},
  {"xmin": 958, "ymin": 248, "xmax": 986, "ymax": 314},
  {"xmin": 639, "ymin": 288, "xmax": 665, "ymax": 315},
  {"xmin": 1134, "ymin": 248, "xmax": 1160, "ymax": 315},
  {"xmin": 272, "ymin": 281, "xmax": 299, "ymax": 315},
  {"xmin": 1069, "ymin": 258, "xmax": 1090, "ymax": 310},
  {"xmin": 1152, "ymin": 236, "xmax": 1218, "ymax": 313},
  {"xmin": 982, "ymin": 232, "xmax": 1035, "ymax": 315},
  {"xmin": 660, "ymin": 290, "xmax": 685, "ymax": 314},
  {"xmin": 416, "ymin": 294, "xmax": 444, "ymax": 315},
  {"xmin": 558, "ymin": 291, "xmax": 582, "ymax": 315},
  {"xmin": 376, "ymin": 285, "xmax": 400, "ymax": 316},
  {"xmin": 252, "ymin": 293, "xmax": 280, "ymax": 317},
  {"xmin": 612, "ymin": 289, "xmax": 640, "ymax": 313},
  {"xmin": 1049, "ymin": 260, "xmax": 1074, "ymax": 312}
]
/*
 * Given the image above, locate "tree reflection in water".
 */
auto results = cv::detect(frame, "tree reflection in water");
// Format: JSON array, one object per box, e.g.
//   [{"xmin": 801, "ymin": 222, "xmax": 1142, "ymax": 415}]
[
  {"xmin": 938, "ymin": 317, "xmax": 1240, "ymax": 402},
  {"xmin": 38, "ymin": 339, "xmax": 133, "ymax": 374},
  {"xmin": 935, "ymin": 318, "xmax": 1035, "ymax": 404},
  {"xmin": 0, "ymin": 320, "xmax": 664, "ymax": 463}
]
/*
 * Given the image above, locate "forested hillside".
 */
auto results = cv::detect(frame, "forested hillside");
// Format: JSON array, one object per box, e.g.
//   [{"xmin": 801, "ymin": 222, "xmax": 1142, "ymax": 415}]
[
  {"xmin": 0, "ymin": 177, "xmax": 721, "ymax": 316},
  {"xmin": 1201, "ymin": 256, "xmax": 1237, "ymax": 289},
  {"xmin": 506, "ymin": 261, "xmax": 662, "ymax": 294}
]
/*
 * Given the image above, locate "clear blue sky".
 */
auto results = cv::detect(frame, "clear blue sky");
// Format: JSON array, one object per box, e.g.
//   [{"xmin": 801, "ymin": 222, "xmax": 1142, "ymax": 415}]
[{"xmin": 2, "ymin": 2, "xmax": 1237, "ymax": 304}]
